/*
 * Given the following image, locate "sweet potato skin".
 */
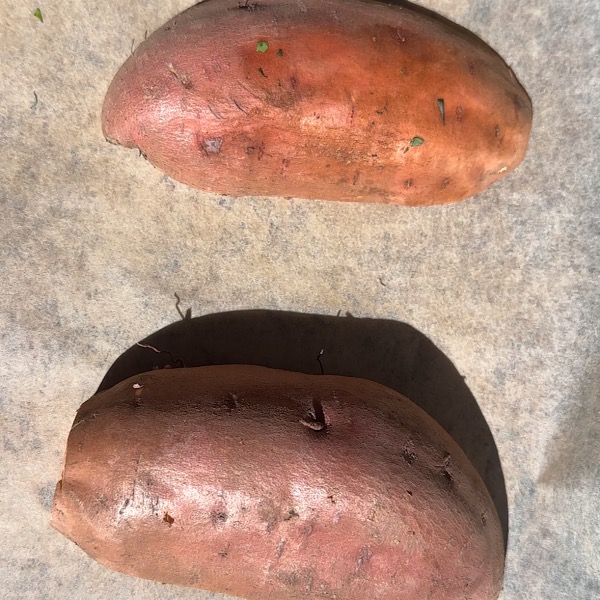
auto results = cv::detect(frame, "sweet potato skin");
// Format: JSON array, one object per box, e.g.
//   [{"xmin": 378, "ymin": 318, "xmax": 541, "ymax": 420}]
[
  {"xmin": 102, "ymin": 0, "xmax": 531, "ymax": 205},
  {"xmin": 52, "ymin": 365, "xmax": 504, "ymax": 599}
]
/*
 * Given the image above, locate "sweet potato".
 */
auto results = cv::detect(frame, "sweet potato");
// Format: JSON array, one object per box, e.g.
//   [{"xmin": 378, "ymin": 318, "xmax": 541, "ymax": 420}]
[
  {"xmin": 52, "ymin": 365, "xmax": 504, "ymax": 599},
  {"xmin": 102, "ymin": 0, "xmax": 531, "ymax": 205}
]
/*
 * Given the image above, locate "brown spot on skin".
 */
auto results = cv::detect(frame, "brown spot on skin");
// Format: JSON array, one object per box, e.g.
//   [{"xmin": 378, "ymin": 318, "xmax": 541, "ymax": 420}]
[
  {"xmin": 246, "ymin": 143, "xmax": 265, "ymax": 160},
  {"xmin": 237, "ymin": 1, "xmax": 259, "ymax": 11},
  {"xmin": 352, "ymin": 171, "xmax": 360, "ymax": 186},
  {"xmin": 163, "ymin": 512, "xmax": 175, "ymax": 526},
  {"xmin": 210, "ymin": 510, "xmax": 229, "ymax": 526},
  {"xmin": 357, "ymin": 546, "xmax": 373, "ymax": 568},
  {"xmin": 441, "ymin": 177, "xmax": 450, "ymax": 189},
  {"xmin": 402, "ymin": 448, "xmax": 417, "ymax": 464},
  {"xmin": 495, "ymin": 124, "xmax": 504, "ymax": 146},
  {"xmin": 257, "ymin": 500, "xmax": 278, "ymax": 532},
  {"xmin": 225, "ymin": 393, "xmax": 237, "ymax": 412},
  {"xmin": 404, "ymin": 178, "xmax": 413, "ymax": 189},
  {"xmin": 277, "ymin": 571, "xmax": 300, "ymax": 587},
  {"xmin": 275, "ymin": 539, "xmax": 286, "ymax": 558},
  {"xmin": 441, "ymin": 453, "xmax": 454, "ymax": 484},
  {"xmin": 218, "ymin": 545, "xmax": 230, "ymax": 557},
  {"xmin": 202, "ymin": 138, "xmax": 223, "ymax": 154},
  {"xmin": 283, "ymin": 508, "xmax": 299, "ymax": 521}
]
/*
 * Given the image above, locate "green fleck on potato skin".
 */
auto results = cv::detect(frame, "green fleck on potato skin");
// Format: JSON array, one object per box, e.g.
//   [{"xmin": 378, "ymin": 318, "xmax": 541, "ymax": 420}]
[{"xmin": 256, "ymin": 41, "xmax": 269, "ymax": 53}]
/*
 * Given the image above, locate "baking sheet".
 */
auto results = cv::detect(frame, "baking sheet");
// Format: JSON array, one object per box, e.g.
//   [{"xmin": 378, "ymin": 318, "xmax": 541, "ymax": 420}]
[{"xmin": 1, "ymin": 1, "xmax": 598, "ymax": 598}]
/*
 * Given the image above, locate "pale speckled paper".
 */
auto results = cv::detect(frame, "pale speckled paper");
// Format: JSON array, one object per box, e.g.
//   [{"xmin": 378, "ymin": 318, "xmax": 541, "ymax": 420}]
[{"xmin": 0, "ymin": 1, "xmax": 599, "ymax": 599}]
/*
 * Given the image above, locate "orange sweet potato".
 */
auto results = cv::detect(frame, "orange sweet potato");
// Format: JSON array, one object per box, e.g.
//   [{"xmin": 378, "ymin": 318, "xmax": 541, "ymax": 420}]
[
  {"xmin": 52, "ymin": 365, "xmax": 504, "ymax": 599},
  {"xmin": 102, "ymin": 0, "xmax": 531, "ymax": 205}
]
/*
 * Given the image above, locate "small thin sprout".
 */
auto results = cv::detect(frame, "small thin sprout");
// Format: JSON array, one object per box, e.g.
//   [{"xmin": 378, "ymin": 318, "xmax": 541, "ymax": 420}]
[
  {"xmin": 317, "ymin": 349, "xmax": 325, "ymax": 375},
  {"xmin": 34, "ymin": 8, "xmax": 43, "ymax": 22},
  {"xmin": 174, "ymin": 292, "xmax": 191, "ymax": 320},
  {"xmin": 437, "ymin": 98, "xmax": 445, "ymax": 125},
  {"xmin": 136, "ymin": 342, "xmax": 186, "ymax": 368},
  {"xmin": 256, "ymin": 41, "xmax": 269, "ymax": 53}
]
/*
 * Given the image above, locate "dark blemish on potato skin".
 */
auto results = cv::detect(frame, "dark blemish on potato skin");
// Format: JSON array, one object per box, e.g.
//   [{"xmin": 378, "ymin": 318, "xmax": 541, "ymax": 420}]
[
  {"xmin": 237, "ymin": 0, "xmax": 259, "ymax": 10},
  {"xmin": 218, "ymin": 545, "xmax": 230, "ymax": 557},
  {"xmin": 300, "ymin": 396, "xmax": 327, "ymax": 431},
  {"xmin": 437, "ymin": 98, "xmax": 445, "ymax": 125},
  {"xmin": 406, "ymin": 490, "xmax": 413, "ymax": 496},
  {"xmin": 258, "ymin": 67, "xmax": 267, "ymax": 78},
  {"xmin": 441, "ymin": 177, "xmax": 450, "ymax": 189},
  {"xmin": 211, "ymin": 510, "xmax": 229, "ymax": 526},
  {"xmin": 456, "ymin": 105, "xmax": 464, "ymax": 122},
  {"xmin": 258, "ymin": 500, "xmax": 279, "ymax": 532},
  {"xmin": 225, "ymin": 393, "xmax": 238, "ymax": 412},
  {"xmin": 402, "ymin": 448, "xmax": 417, "ymax": 464},
  {"xmin": 246, "ymin": 143, "xmax": 265, "ymax": 160},
  {"xmin": 118, "ymin": 498, "xmax": 130, "ymax": 514},
  {"xmin": 441, "ymin": 453, "xmax": 454, "ymax": 484},
  {"xmin": 163, "ymin": 512, "xmax": 175, "ymax": 526},
  {"xmin": 352, "ymin": 171, "xmax": 360, "ymax": 185},
  {"xmin": 495, "ymin": 124, "xmax": 504, "ymax": 146},
  {"xmin": 202, "ymin": 138, "xmax": 223, "ymax": 155},
  {"xmin": 404, "ymin": 178, "xmax": 413, "ymax": 189},
  {"xmin": 284, "ymin": 508, "xmax": 299, "ymax": 521},
  {"xmin": 276, "ymin": 539, "xmax": 286, "ymax": 558},
  {"xmin": 357, "ymin": 546, "xmax": 373, "ymax": 567}
]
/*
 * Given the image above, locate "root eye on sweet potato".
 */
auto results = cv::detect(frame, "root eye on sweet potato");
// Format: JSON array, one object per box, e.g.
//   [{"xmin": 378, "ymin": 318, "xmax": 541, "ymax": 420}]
[
  {"xmin": 52, "ymin": 365, "xmax": 504, "ymax": 599},
  {"xmin": 102, "ymin": 0, "xmax": 531, "ymax": 205}
]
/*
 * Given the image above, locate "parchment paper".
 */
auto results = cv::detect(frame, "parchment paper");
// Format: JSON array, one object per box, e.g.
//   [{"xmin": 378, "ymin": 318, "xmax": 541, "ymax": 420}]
[{"xmin": 1, "ymin": 1, "xmax": 598, "ymax": 599}]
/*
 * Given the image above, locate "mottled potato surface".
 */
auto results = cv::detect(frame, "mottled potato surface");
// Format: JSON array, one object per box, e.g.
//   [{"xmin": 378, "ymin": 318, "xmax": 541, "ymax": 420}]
[
  {"xmin": 52, "ymin": 365, "xmax": 504, "ymax": 599},
  {"xmin": 102, "ymin": 0, "xmax": 531, "ymax": 205}
]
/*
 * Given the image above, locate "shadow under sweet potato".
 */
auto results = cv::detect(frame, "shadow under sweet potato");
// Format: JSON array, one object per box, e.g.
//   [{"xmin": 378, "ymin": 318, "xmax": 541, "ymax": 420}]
[{"xmin": 98, "ymin": 309, "xmax": 508, "ymax": 552}]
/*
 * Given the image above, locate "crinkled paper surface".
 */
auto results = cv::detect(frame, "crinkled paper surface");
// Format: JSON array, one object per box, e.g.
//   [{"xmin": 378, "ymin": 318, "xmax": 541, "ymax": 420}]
[{"xmin": 0, "ymin": 1, "xmax": 598, "ymax": 599}]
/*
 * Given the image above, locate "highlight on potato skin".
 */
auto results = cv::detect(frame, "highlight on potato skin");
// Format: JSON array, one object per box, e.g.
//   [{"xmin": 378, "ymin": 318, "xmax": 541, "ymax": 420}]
[
  {"xmin": 101, "ymin": 0, "xmax": 532, "ymax": 205},
  {"xmin": 52, "ymin": 365, "xmax": 504, "ymax": 600}
]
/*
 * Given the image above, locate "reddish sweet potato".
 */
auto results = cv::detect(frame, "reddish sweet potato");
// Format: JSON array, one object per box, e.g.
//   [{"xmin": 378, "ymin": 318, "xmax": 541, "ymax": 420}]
[
  {"xmin": 102, "ymin": 0, "xmax": 531, "ymax": 205},
  {"xmin": 52, "ymin": 365, "xmax": 504, "ymax": 599}
]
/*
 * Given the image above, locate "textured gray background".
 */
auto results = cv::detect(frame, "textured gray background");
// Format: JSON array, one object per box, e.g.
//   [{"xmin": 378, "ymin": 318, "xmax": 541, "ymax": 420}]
[{"xmin": 1, "ymin": 1, "xmax": 598, "ymax": 599}]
